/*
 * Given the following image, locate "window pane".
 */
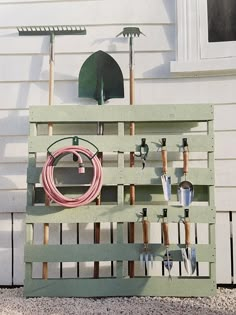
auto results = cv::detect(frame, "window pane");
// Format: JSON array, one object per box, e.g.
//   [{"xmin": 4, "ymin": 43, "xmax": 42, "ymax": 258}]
[{"xmin": 208, "ymin": 0, "xmax": 236, "ymax": 42}]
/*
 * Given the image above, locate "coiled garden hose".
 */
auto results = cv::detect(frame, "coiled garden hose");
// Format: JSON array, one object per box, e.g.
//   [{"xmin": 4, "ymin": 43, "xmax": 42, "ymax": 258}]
[{"xmin": 42, "ymin": 146, "xmax": 103, "ymax": 208}]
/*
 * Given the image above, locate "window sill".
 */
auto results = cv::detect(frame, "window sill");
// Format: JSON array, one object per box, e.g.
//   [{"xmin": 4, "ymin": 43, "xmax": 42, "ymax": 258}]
[{"xmin": 170, "ymin": 57, "xmax": 236, "ymax": 76}]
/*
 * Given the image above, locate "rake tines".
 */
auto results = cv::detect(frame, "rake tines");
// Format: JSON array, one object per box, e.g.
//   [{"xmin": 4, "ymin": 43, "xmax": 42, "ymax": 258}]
[{"xmin": 17, "ymin": 25, "xmax": 86, "ymax": 36}]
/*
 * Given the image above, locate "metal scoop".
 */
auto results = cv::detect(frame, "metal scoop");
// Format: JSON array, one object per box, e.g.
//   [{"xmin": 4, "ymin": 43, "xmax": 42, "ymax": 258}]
[
  {"xmin": 161, "ymin": 138, "xmax": 171, "ymax": 201},
  {"xmin": 181, "ymin": 209, "xmax": 196, "ymax": 275},
  {"xmin": 178, "ymin": 138, "xmax": 194, "ymax": 207},
  {"xmin": 140, "ymin": 208, "xmax": 153, "ymax": 273}
]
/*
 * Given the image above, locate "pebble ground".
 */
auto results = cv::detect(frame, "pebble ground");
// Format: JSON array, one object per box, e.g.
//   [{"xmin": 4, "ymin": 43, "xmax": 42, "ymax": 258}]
[{"xmin": 0, "ymin": 287, "xmax": 235, "ymax": 315}]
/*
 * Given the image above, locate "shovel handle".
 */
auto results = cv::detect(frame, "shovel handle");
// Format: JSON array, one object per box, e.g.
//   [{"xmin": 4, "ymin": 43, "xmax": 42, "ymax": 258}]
[
  {"xmin": 185, "ymin": 221, "xmax": 191, "ymax": 246},
  {"xmin": 162, "ymin": 222, "xmax": 170, "ymax": 246},
  {"xmin": 142, "ymin": 219, "xmax": 149, "ymax": 245}
]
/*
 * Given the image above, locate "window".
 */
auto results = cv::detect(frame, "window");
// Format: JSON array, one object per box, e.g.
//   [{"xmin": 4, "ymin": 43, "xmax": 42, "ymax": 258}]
[
  {"xmin": 208, "ymin": 0, "xmax": 236, "ymax": 42},
  {"xmin": 171, "ymin": 0, "xmax": 236, "ymax": 74}
]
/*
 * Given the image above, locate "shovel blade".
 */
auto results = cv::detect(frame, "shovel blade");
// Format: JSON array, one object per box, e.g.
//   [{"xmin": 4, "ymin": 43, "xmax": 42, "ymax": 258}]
[
  {"xmin": 181, "ymin": 247, "xmax": 196, "ymax": 275},
  {"xmin": 161, "ymin": 175, "xmax": 171, "ymax": 201}
]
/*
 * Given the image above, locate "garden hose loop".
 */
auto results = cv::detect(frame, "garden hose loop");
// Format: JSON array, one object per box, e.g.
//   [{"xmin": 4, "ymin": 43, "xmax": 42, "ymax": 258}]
[{"xmin": 42, "ymin": 145, "xmax": 103, "ymax": 208}]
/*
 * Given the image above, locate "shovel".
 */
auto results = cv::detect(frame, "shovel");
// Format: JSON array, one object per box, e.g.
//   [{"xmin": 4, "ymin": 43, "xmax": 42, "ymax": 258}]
[
  {"xmin": 79, "ymin": 50, "xmax": 124, "ymax": 278},
  {"xmin": 162, "ymin": 209, "xmax": 173, "ymax": 279},
  {"xmin": 181, "ymin": 209, "xmax": 196, "ymax": 275},
  {"xmin": 161, "ymin": 138, "xmax": 171, "ymax": 201},
  {"xmin": 178, "ymin": 138, "xmax": 194, "ymax": 207},
  {"xmin": 140, "ymin": 208, "xmax": 153, "ymax": 274}
]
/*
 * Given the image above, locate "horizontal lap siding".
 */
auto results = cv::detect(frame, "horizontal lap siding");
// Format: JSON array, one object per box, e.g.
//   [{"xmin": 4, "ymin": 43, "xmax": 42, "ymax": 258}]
[{"xmin": 0, "ymin": 0, "xmax": 234, "ymax": 286}]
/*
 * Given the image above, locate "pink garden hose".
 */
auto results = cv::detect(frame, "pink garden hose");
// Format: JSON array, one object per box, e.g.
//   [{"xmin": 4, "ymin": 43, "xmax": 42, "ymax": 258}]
[{"xmin": 42, "ymin": 146, "xmax": 103, "ymax": 208}]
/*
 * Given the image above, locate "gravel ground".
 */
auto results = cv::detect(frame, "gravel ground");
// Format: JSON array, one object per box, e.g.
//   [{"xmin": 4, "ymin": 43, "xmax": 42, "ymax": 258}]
[{"xmin": 0, "ymin": 287, "xmax": 235, "ymax": 315}]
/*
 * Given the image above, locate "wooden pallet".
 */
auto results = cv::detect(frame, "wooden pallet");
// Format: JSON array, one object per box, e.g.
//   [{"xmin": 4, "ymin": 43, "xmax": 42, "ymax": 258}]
[{"xmin": 25, "ymin": 104, "xmax": 216, "ymax": 297}]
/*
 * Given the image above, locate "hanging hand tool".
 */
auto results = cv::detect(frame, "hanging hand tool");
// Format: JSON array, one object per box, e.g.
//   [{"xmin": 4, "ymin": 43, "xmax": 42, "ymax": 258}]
[
  {"xmin": 182, "ymin": 209, "xmax": 196, "ymax": 275},
  {"xmin": 135, "ymin": 138, "xmax": 149, "ymax": 169},
  {"xmin": 161, "ymin": 138, "xmax": 171, "ymax": 201},
  {"xmin": 79, "ymin": 50, "xmax": 124, "ymax": 278},
  {"xmin": 140, "ymin": 208, "xmax": 153, "ymax": 274},
  {"xmin": 162, "ymin": 209, "xmax": 173, "ymax": 279},
  {"xmin": 117, "ymin": 27, "xmax": 145, "ymax": 278},
  {"xmin": 18, "ymin": 25, "xmax": 86, "ymax": 280},
  {"xmin": 178, "ymin": 138, "xmax": 194, "ymax": 207}
]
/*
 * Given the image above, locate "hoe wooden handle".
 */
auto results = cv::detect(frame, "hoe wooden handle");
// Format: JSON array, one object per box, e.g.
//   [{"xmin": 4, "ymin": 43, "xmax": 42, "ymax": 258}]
[
  {"xmin": 142, "ymin": 220, "xmax": 149, "ymax": 245},
  {"xmin": 185, "ymin": 221, "xmax": 191, "ymax": 246},
  {"xmin": 162, "ymin": 222, "xmax": 170, "ymax": 246}
]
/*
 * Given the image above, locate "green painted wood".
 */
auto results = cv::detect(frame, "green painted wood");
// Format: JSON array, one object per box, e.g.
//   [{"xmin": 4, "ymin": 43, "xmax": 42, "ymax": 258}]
[
  {"xmin": 26, "ymin": 206, "xmax": 215, "ymax": 224},
  {"xmin": 28, "ymin": 135, "xmax": 214, "ymax": 153},
  {"xmin": 25, "ymin": 103, "xmax": 215, "ymax": 297},
  {"xmin": 32, "ymin": 185, "xmax": 209, "ymax": 204},
  {"xmin": 24, "ymin": 277, "xmax": 216, "ymax": 297},
  {"xmin": 27, "ymin": 166, "xmax": 214, "ymax": 186},
  {"xmin": 25, "ymin": 244, "xmax": 215, "ymax": 263},
  {"xmin": 29, "ymin": 105, "xmax": 213, "ymax": 123}
]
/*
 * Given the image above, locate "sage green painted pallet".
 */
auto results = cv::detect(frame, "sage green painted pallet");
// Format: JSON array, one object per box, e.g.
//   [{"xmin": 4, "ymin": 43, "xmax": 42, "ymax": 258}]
[{"xmin": 25, "ymin": 104, "xmax": 216, "ymax": 297}]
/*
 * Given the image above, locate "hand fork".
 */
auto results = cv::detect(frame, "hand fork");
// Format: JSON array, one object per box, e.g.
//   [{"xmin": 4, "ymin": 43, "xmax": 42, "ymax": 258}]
[{"xmin": 140, "ymin": 208, "xmax": 153, "ymax": 273}]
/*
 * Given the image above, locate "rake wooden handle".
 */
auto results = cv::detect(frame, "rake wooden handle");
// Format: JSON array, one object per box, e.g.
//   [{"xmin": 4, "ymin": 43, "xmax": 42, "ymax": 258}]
[
  {"xmin": 185, "ymin": 221, "xmax": 191, "ymax": 246},
  {"xmin": 142, "ymin": 219, "xmax": 149, "ymax": 245},
  {"xmin": 162, "ymin": 222, "xmax": 170, "ymax": 246},
  {"xmin": 161, "ymin": 149, "xmax": 168, "ymax": 174}
]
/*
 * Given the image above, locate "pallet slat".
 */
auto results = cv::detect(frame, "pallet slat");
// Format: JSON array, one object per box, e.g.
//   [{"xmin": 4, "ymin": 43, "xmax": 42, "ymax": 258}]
[
  {"xmin": 30, "ymin": 105, "xmax": 213, "ymax": 123},
  {"xmin": 27, "ymin": 167, "xmax": 214, "ymax": 185},
  {"xmin": 24, "ymin": 278, "xmax": 216, "ymax": 298},
  {"xmin": 25, "ymin": 244, "xmax": 215, "ymax": 263},
  {"xmin": 29, "ymin": 135, "xmax": 214, "ymax": 153},
  {"xmin": 26, "ymin": 205, "xmax": 215, "ymax": 224}
]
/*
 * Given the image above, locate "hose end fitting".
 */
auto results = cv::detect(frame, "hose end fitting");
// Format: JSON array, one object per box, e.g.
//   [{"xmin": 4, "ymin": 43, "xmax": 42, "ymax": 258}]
[{"xmin": 78, "ymin": 163, "xmax": 85, "ymax": 174}]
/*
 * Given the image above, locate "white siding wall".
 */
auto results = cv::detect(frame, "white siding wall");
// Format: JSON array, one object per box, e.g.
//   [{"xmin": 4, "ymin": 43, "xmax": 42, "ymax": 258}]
[{"xmin": 0, "ymin": 0, "xmax": 235, "ymax": 285}]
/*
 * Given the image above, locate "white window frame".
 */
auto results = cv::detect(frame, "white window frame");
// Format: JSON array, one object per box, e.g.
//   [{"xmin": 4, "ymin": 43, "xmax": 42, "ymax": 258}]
[{"xmin": 171, "ymin": 0, "xmax": 236, "ymax": 75}]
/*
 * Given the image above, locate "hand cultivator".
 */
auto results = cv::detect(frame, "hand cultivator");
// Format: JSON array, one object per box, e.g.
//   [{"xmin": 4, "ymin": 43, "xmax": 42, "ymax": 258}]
[
  {"xmin": 140, "ymin": 208, "xmax": 153, "ymax": 273},
  {"xmin": 162, "ymin": 209, "xmax": 173, "ymax": 279}
]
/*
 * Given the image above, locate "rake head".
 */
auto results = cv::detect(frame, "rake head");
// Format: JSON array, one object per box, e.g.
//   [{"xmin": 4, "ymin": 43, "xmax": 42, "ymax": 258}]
[
  {"xmin": 17, "ymin": 25, "xmax": 86, "ymax": 36},
  {"xmin": 116, "ymin": 27, "xmax": 145, "ymax": 38}
]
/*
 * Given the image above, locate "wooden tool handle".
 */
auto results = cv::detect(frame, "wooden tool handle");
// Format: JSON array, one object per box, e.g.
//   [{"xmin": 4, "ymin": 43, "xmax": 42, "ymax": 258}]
[
  {"xmin": 183, "ymin": 149, "xmax": 189, "ymax": 174},
  {"xmin": 162, "ymin": 222, "xmax": 170, "ymax": 246},
  {"xmin": 142, "ymin": 220, "xmax": 149, "ymax": 245},
  {"xmin": 185, "ymin": 221, "xmax": 191, "ymax": 246},
  {"xmin": 161, "ymin": 150, "xmax": 168, "ymax": 174}
]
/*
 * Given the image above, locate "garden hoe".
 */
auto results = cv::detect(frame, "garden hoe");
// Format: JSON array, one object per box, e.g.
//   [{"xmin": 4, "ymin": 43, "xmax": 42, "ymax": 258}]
[
  {"xmin": 178, "ymin": 138, "xmax": 194, "ymax": 207},
  {"xmin": 161, "ymin": 138, "xmax": 171, "ymax": 201},
  {"xmin": 117, "ymin": 27, "xmax": 145, "ymax": 278},
  {"xmin": 18, "ymin": 25, "xmax": 86, "ymax": 280},
  {"xmin": 140, "ymin": 208, "xmax": 153, "ymax": 274},
  {"xmin": 182, "ymin": 209, "xmax": 196, "ymax": 275},
  {"xmin": 79, "ymin": 50, "xmax": 124, "ymax": 278},
  {"xmin": 162, "ymin": 209, "xmax": 173, "ymax": 279}
]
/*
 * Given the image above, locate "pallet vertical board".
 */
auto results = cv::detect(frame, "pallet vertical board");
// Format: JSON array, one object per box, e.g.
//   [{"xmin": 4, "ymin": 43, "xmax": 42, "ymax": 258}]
[{"xmin": 25, "ymin": 104, "xmax": 216, "ymax": 297}]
